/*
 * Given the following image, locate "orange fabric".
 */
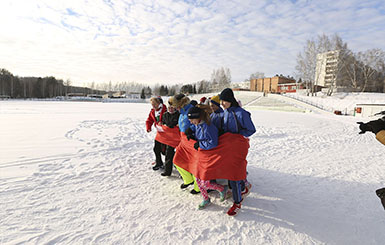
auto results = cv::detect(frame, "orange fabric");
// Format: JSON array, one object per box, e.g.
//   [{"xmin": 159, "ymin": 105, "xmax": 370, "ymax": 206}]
[
  {"xmin": 173, "ymin": 132, "xmax": 198, "ymax": 171},
  {"xmin": 173, "ymin": 132, "xmax": 249, "ymax": 181},
  {"xmin": 155, "ymin": 125, "xmax": 181, "ymax": 148},
  {"xmin": 194, "ymin": 133, "xmax": 249, "ymax": 181}
]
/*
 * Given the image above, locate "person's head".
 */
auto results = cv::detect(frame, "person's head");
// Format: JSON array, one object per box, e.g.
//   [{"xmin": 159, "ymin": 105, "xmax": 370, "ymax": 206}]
[
  {"xmin": 190, "ymin": 100, "xmax": 198, "ymax": 107},
  {"xmin": 172, "ymin": 93, "xmax": 190, "ymax": 111},
  {"xmin": 167, "ymin": 98, "xmax": 176, "ymax": 114},
  {"xmin": 209, "ymin": 95, "xmax": 221, "ymax": 112},
  {"xmin": 219, "ymin": 88, "xmax": 239, "ymax": 109},
  {"xmin": 150, "ymin": 97, "xmax": 161, "ymax": 110},
  {"xmin": 187, "ymin": 106, "xmax": 211, "ymax": 125}
]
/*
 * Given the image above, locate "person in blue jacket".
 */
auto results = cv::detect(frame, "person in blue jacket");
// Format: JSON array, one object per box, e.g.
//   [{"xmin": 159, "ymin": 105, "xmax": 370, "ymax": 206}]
[
  {"xmin": 187, "ymin": 105, "xmax": 228, "ymax": 209},
  {"xmin": 219, "ymin": 88, "xmax": 256, "ymax": 216},
  {"xmin": 171, "ymin": 94, "xmax": 200, "ymax": 194}
]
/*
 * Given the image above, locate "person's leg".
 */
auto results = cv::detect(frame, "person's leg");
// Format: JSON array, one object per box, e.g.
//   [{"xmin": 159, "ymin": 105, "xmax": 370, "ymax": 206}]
[
  {"xmin": 229, "ymin": 180, "xmax": 242, "ymax": 203},
  {"xmin": 205, "ymin": 181, "xmax": 224, "ymax": 193},
  {"xmin": 196, "ymin": 179, "xmax": 209, "ymax": 200},
  {"xmin": 191, "ymin": 176, "xmax": 200, "ymax": 193},
  {"xmin": 227, "ymin": 180, "xmax": 242, "ymax": 216},
  {"xmin": 175, "ymin": 165, "xmax": 194, "ymax": 186},
  {"xmin": 240, "ymin": 180, "xmax": 245, "ymax": 191},
  {"xmin": 153, "ymin": 140, "xmax": 163, "ymax": 170},
  {"xmin": 161, "ymin": 145, "xmax": 175, "ymax": 176},
  {"xmin": 196, "ymin": 179, "xmax": 211, "ymax": 209}
]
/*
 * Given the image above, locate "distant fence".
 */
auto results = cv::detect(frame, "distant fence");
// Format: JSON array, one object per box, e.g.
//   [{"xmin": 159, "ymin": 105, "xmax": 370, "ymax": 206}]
[{"xmin": 281, "ymin": 93, "xmax": 352, "ymax": 115}]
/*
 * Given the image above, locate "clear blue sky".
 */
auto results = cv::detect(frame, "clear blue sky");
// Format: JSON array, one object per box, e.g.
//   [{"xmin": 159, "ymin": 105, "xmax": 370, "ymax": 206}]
[{"xmin": 1, "ymin": 0, "xmax": 384, "ymax": 86}]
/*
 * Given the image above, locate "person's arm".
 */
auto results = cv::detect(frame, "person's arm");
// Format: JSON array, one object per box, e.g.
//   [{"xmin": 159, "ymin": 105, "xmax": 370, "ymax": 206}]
[
  {"xmin": 198, "ymin": 124, "xmax": 218, "ymax": 150},
  {"xmin": 145, "ymin": 110, "xmax": 154, "ymax": 132},
  {"xmin": 239, "ymin": 110, "xmax": 256, "ymax": 137},
  {"xmin": 358, "ymin": 118, "xmax": 385, "ymax": 145}
]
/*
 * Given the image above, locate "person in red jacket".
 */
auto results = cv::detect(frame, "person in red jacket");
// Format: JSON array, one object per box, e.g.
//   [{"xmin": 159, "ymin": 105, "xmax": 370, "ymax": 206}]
[{"xmin": 146, "ymin": 96, "xmax": 167, "ymax": 170}]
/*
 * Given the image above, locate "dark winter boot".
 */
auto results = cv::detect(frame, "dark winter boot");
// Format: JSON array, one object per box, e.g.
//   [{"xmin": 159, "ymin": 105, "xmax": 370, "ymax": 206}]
[
  {"xmin": 161, "ymin": 146, "xmax": 174, "ymax": 176},
  {"xmin": 180, "ymin": 182, "xmax": 193, "ymax": 189},
  {"xmin": 152, "ymin": 164, "xmax": 163, "ymax": 171},
  {"xmin": 376, "ymin": 188, "xmax": 385, "ymax": 210}
]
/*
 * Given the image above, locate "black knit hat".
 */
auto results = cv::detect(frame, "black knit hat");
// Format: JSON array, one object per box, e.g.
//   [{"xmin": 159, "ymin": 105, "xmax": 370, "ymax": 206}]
[
  {"xmin": 190, "ymin": 100, "xmax": 198, "ymax": 106},
  {"xmin": 187, "ymin": 106, "xmax": 201, "ymax": 119},
  {"xmin": 220, "ymin": 88, "xmax": 235, "ymax": 102},
  {"xmin": 219, "ymin": 88, "xmax": 239, "ymax": 107}
]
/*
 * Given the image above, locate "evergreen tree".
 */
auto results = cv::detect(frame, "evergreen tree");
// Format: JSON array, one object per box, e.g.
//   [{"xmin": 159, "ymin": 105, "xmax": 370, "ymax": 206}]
[{"xmin": 140, "ymin": 88, "xmax": 146, "ymax": 99}]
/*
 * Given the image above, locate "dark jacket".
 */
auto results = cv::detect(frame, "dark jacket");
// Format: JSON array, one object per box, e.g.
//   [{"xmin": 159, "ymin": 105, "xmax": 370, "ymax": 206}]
[
  {"xmin": 162, "ymin": 111, "xmax": 180, "ymax": 128},
  {"xmin": 222, "ymin": 106, "xmax": 256, "ymax": 137}
]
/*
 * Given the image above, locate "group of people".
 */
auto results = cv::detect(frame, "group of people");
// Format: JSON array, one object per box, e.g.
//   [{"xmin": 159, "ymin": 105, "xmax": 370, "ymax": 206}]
[{"xmin": 145, "ymin": 88, "xmax": 256, "ymax": 216}]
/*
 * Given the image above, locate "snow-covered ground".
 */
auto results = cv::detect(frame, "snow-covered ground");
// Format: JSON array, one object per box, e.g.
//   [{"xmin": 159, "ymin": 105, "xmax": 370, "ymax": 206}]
[
  {"xmin": 1, "ymin": 97, "xmax": 385, "ymax": 244},
  {"xmin": 283, "ymin": 92, "xmax": 385, "ymax": 116}
]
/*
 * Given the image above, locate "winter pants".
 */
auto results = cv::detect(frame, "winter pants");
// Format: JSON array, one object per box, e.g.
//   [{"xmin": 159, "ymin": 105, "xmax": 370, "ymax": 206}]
[
  {"xmin": 163, "ymin": 145, "xmax": 175, "ymax": 175},
  {"xmin": 175, "ymin": 165, "xmax": 200, "ymax": 192},
  {"xmin": 153, "ymin": 140, "xmax": 164, "ymax": 167},
  {"xmin": 196, "ymin": 178, "xmax": 225, "ymax": 201},
  {"xmin": 229, "ymin": 180, "xmax": 244, "ymax": 204}
]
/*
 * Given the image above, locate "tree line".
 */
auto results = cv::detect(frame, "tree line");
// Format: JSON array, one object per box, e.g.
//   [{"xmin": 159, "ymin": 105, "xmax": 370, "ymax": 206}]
[
  {"xmin": 0, "ymin": 69, "xmax": 106, "ymax": 98},
  {"xmin": 0, "ymin": 66, "xmax": 233, "ymax": 99}
]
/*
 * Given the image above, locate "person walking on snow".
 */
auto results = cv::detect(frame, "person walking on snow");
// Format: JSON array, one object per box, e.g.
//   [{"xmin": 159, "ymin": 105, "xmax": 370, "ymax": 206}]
[
  {"xmin": 187, "ymin": 105, "xmax": 228, "ymax": 209},
  {"xmin": 219, "ymin": 88, "xmax": 256, "ymax": 216},
  {"xmin": 158, "ymin": 98, "xmax": 180, "ymax": 176},
  {"xmin": 171, "ymin": 94, "xmax": 201, "ymax": 194},
  {"xmin": 146, "ymin": 96, "xmax": 167, "ymax": 170}
]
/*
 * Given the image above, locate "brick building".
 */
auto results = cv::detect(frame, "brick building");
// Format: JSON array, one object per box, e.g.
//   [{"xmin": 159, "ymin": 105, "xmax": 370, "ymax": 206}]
[{"xmin": 250, "ymin": 76, "xmax": 296, "ymax": 93}]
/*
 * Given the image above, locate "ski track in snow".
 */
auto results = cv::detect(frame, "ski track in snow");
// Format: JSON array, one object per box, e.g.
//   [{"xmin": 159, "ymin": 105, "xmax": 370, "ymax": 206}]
[{"xmin": 1, "ymin": 102, "xmax": 385, "ymax": 244}]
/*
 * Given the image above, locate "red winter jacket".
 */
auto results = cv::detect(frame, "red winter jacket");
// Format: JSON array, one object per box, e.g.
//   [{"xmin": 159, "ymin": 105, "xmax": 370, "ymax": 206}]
[{"xmin": 146, "ymin": 104, "xmax": 167, "ymax": 132}]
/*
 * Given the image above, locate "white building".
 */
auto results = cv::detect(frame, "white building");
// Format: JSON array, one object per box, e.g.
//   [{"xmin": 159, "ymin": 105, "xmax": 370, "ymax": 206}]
[{"xmin": 315, "ymin": 50, "xmax": 340, "ymax": 88}]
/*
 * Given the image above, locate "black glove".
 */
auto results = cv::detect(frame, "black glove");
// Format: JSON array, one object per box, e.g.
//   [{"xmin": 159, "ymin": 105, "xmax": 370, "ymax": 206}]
[
  {"xmin": 367, "ymin": 119, "xmax": 385, "ymax": 134},
  {"xmin": 194, "ymin": 142, "xmax": 199, "ymax": 150},
  {"xmin": 185, "ymin": 128, "xmax": 195, "ymax": 140},
  {"xmin": 357, "ymin": 122, "xmax": 370, "ymax": 134}
]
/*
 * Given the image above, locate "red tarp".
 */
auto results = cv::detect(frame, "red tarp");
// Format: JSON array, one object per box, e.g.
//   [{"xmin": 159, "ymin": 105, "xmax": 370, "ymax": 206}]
[
  {"xmin": 155, "ymin": 125, "xmax": 181, "ymax": 148},
  {"xmin": 173, "ymin": 132, "xmax": 249, "ymax": 181}
]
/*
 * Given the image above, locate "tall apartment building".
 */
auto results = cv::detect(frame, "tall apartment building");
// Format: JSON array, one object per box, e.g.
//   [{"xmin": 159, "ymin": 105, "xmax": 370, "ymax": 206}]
[{"xmin": 315, "ymin": 50, "xmax": 340, "ymax": 88}]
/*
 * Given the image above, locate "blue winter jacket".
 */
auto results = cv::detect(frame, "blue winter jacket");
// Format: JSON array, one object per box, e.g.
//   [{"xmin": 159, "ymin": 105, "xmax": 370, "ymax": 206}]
[
  {"xmin": 191, "ymin": 122, "xmax": 218, "ymax": 150},
  {"xmin": 210, "ymin": 107, "xmax": 224, "ymax": 131},
  {"xmin": 178, "ymin": 103, "xmax": 194, "ymax": 133},
  {"xmin": 222, "ymin": 106, "xmax": 256, "ymax": 137}
]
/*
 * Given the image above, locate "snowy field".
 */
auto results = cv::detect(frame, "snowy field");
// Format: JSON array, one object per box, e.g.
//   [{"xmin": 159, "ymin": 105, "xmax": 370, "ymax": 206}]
[
  {"xmin": 283, "ymin": 92, "xmax": 385, "ymax": 115},
  {"xmin": 1, "ymin": 99, "xmax": 385, "ymax": 244}
]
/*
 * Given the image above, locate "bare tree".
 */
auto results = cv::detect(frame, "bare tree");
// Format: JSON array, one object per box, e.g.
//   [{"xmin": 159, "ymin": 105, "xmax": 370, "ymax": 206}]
[
  {"xmin": 296, "ymin": 33, "xmax": 351, "ymax": 96},
  {"xmin": 249, "ymin": 72, "xmax": 265, "ymax": 80},
  {"xmin": 210, "ymin": 67, "xmax": 231, "ymax": 91},
  {"xmin": 356, "ymin": 49, "xmax": 385, "ymax": 92}
]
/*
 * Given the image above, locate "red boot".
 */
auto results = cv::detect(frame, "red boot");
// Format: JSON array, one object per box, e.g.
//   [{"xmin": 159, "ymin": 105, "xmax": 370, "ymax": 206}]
[{"xmin": 227, "ymin": 202, "xmax": 241, "ymax": 216}]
